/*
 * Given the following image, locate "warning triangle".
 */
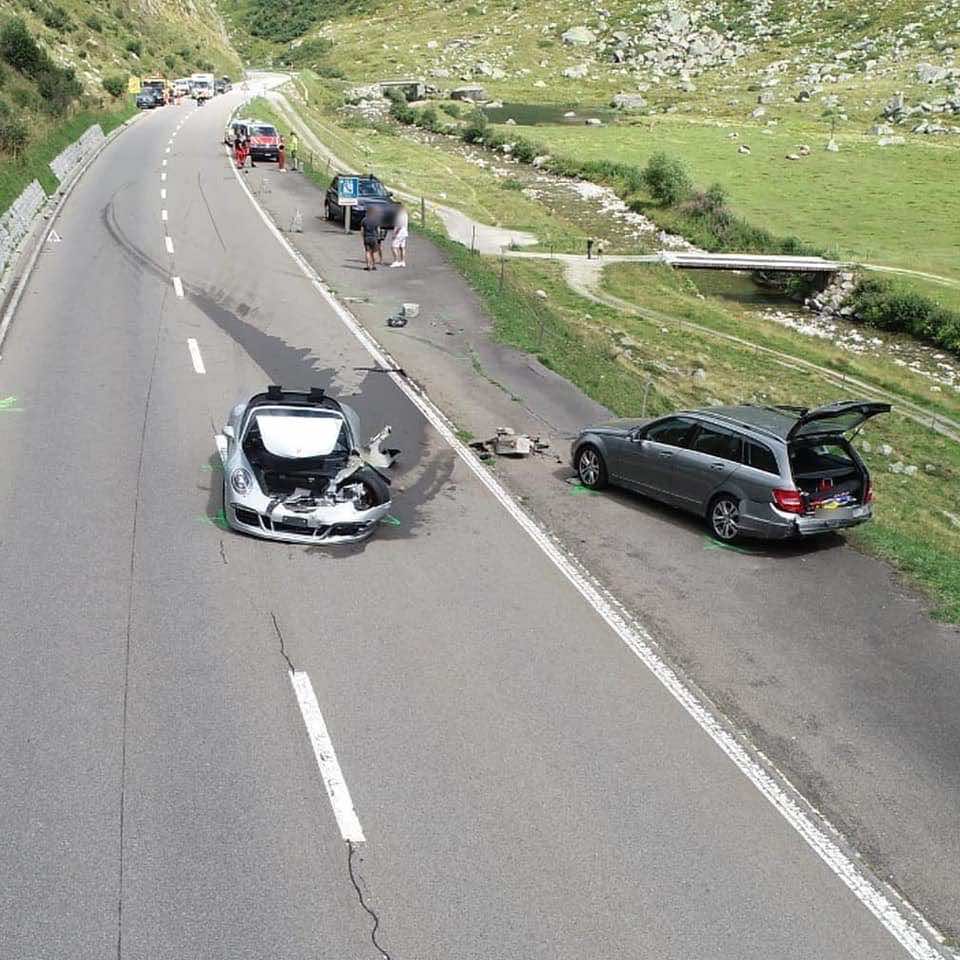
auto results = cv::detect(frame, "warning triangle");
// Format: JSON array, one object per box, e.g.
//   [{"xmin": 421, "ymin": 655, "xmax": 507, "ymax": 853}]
[{"xmin": 48, "ymin": 230, "xmax": 62, "ymax": 243}]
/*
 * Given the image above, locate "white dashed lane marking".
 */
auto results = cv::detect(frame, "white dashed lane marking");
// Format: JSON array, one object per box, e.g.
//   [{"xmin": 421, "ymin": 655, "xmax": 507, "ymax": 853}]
[
  {"xmin": 172, "ymin": 276, "xmax": 183, "ymax": 299},
  {"xmin": 165, "ymin": 236, "xmax": 174, "ymax": 255},
  {"xmin": 289, "ymin": 671, "xmax": 365, "ymax": 843},
  {"xmin": 186, "ymin": 338, "xmax": 205, "ymax": 374}
]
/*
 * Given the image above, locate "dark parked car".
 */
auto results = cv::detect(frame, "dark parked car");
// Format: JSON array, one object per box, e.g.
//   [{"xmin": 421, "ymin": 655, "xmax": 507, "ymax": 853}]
[
  {"xmin": 323, "ymin": 174, "xmax": 400, "ymax": 229},
  {"xmin": 136, "ymin": 90, "xmax": 161, "ymax": 109},
  {"xmin": 571, "ymin": 401, "xmax": 890, "ymax": 541}
]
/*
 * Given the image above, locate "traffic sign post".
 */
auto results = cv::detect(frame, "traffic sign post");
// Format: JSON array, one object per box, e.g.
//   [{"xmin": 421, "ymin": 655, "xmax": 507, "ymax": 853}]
[{"xmin": 338, "ymin": 177, "xmax": 359, "ymax": 234}]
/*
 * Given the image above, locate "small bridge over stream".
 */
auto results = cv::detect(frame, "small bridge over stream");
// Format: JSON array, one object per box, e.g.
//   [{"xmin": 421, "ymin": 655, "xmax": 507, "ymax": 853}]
[{"xmin": 659, "ymin": 252, "xmax": 849, "ymax": 273}]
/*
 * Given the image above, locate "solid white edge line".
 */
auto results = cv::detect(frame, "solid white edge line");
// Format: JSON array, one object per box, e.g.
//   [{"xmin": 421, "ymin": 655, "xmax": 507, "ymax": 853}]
[
  {"xmin": 186, "ymin": 337, "xmax": 205, "ymax": 374},
  {"xmin": 172, "ymin": 276, "xmax": 183, "ymax": 299},
  {"xmin": 229, "ymin": 143, "xmax": 946, "ymax": 960},
  {"xmin": 289, "ymin": 671, "xmax": 366, "ymax": 843},
  {"xmin": 165, "ymin": 236, "xmax": 174, "ymax": 255}
]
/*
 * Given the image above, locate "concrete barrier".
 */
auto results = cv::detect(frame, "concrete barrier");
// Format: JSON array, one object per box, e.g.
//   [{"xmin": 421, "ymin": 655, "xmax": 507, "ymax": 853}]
[
  {"xmin": 48, "ymin": 124, "xmax": 106, "ymax": 182},
  {"xmin": 0, "ymin": 180, "xmax": 46, "ymax": 278}
]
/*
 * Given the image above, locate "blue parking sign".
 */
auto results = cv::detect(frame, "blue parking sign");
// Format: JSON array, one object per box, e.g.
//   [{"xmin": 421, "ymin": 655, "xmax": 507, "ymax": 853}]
[{"xmin": 338, "ymin": 176, "xmax": 359, "ymax": 205}]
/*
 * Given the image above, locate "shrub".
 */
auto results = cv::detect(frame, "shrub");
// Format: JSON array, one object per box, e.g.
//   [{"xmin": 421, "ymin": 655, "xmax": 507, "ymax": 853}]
[
  {"xmin": 511, "ymin": 137, "xmax": 545, "ymax": 163},
  {"xmin": 418, "ymin": 105, "xmax": 441, "ymax": 132},
  {"xmin": 0, "ymin": 17, "xmax": 44, "ymax": 75},
  {"xmin": 164, "ymin": 54, "xmax": 176, "ymax": 70},
  {"xmin": 84, "ymin": 14, "xmax": 102, "ymax": 32},
  {"xmin": 389, "ymin": 97, "xmax": 415, "ymax": 124},
  {"xmin": 125, "ymin": 38, "xmax": 142, "ymax": 55},
  {"xmin": 501, "ymin": 178, "xmax": 524, "ymax": 191},
  {"xmin": 315, "ymin": 64, "xmax": 345, "ymax": 78},
  {"xmin": 642, "ymin": 152, "xmax": 692, "ymax": 205},
  {"xmin": 849, "ymin": 277, "xmax": 960, "ymax": 352},
  {"xmin": 440, "ymin": 101, "xmax": 461, "ymax": 118},
  {"xmin": 102, "ymin": 72, "xmax": 127, "ymax": 98},
  {"xmin": 41, "ymin": 5, "xmax": 72, "ymax": 31},
  {"xmin": 0, "ymin": 115, "xmax": 29, "ymax": 154},
  {"xmin": 462, "ymin": 108, "xmax": 488, "ymax": 143},
  {"xmin": 36, "ymin": 64, "xmax": 81, "ymax": 114}
]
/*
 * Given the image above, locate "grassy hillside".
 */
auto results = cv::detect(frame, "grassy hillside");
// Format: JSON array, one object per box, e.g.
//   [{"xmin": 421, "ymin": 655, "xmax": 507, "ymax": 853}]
[{"xmin": 0, "ymin": 0, "xmax": 240, "ymax": 203}]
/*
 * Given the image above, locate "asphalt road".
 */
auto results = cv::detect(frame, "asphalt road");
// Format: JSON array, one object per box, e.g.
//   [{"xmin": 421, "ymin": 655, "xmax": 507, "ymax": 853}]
[{"xmin": 0, "ymin": 84, "xmax": 939, "ymax": 959}]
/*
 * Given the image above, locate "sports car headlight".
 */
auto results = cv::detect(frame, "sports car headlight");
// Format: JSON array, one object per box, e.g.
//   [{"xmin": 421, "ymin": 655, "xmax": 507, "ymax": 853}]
[{"xmin": 231, "ymin": 467, "xmax": 253, "ymax": 495}]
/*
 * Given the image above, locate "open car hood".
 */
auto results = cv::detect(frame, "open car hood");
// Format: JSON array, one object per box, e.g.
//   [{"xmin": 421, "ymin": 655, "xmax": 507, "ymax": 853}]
[
  {"xmin": 786, "ymin": 401, "xmax": 891, "ymax": 441},
  {"xmin": 258, "ymin": 415, "xmax": 344, "ymax": 458}
]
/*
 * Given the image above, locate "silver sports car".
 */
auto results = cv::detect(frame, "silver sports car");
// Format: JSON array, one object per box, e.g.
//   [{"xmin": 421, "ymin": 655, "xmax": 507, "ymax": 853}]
[{"xmin": 216, "ymin": 385, "xmax": 398, "ymax": 544}]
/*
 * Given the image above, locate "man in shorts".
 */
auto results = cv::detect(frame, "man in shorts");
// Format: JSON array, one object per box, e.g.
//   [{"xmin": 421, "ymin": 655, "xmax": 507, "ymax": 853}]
[{"xmin": 361, "ymin": 207, "xmax": 382, "ymax": 271}]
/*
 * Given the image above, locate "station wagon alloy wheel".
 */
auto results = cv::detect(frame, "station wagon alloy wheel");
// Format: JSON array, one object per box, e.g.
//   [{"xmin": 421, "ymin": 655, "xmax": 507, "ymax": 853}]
[
  {"xmin": 710, "ymin": 496, "xmax": 741, "ymax": 541},
  {"xmin": 577, "ymin": 446, "xmax": 607, "ymax": 489}
]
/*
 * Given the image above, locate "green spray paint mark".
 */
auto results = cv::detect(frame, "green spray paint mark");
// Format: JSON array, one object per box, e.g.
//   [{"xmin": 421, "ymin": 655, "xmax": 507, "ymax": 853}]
[
  {"xmin": 0, "ymin": 396, "xmax": 24, "ymax": 412},
  {"xmin": 381, "ymin": 514, "xmax": 402, "ymax": 527},
  {"xmin": 201, "ymin": 463, "xmax": 223, "ymax": 474},
  {"xmin": 199, "ymin": 509, "xmax": 230, "ymax": 530},
  {"xmin": 568, "ymin": 482, "xmax": 600, "ymax": 496},
  {"xmin": 703, "ymin": 536, "xmax": 756, "ymax": 555}
]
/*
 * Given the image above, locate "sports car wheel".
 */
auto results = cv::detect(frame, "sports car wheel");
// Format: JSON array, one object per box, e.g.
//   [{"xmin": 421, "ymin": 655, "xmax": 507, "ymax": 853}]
[
  {"xmin": 323, "ymin": 199, "xmax": 333, "ymax": 221},
  {"xmin": 709, "ymin": 495, "xmax": 741, "ymax": 541},
  {"xmin": 576, "ymin": 445, "xmax": 608, "ymax": 490},
  {"xmin": 340, "ymin": 467, "xmax": 390, "ymax": 510}
]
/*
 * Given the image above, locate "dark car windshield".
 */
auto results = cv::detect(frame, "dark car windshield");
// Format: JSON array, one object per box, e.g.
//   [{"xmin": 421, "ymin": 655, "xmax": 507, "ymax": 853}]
[
  {"xmin": 358, "ymin": 179, "xmax": 388, "ymax": 198},
  {"xmin": 251, "ymin": 125, "xmax": 277, "ymax": 137}
]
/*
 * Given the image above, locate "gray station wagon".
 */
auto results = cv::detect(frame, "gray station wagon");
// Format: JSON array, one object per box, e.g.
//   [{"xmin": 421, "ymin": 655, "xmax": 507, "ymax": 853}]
[{"xmin": 571, "ymin": 401, "xmax": 890, "ymax": 541}]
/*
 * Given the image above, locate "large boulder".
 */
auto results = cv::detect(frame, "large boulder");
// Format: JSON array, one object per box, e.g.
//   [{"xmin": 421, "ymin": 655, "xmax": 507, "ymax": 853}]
[
  {"xmin": 562, "ymin": 26, "xmax": 597, "ymax": 45},
  {"xmin": 451, "ymin": 85, "xmax": 487, "ymax": 102},
  {"xmin": 917, "ymin": 62, "xmax": 951, "ymax": 84},
  {"xmin": 612, "ymin": 92, "xmax": 648, "ymax": 110}
]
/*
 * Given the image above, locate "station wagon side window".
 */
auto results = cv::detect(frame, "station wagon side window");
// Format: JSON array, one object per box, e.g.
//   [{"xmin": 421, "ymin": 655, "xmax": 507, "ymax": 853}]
[
  {"xmin": 689, "ymin": 424, "xmax": 742, "ymax": 462},
  {"xmin": 745, "ymin": 441, "xmax": 779, "ymax": 475},
  {"xmin": 645, "ymin": 417, "xmax": 696, "ymax": 448}
]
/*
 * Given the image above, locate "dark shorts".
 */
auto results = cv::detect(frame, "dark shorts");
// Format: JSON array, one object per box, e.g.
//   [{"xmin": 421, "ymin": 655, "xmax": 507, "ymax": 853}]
[{"xmin": 364, "ymin": 239, "xmax": 378, "ymax": 251}]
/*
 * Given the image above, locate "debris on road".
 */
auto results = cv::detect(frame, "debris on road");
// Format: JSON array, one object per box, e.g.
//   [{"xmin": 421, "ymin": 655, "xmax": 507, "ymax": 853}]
[
  {"xmin": 387, "ymin": 302, "xmax": 419, "ymax": 327},
  {"xmin": 469, "ymin": 427, "xmax": 549, "ymax": 458}
]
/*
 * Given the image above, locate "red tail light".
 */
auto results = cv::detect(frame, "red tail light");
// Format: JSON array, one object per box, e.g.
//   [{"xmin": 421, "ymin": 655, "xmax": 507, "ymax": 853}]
[
  {"xmin": 864, "ymin": 481, "xmax": 874, "ymax": 504},
  {"xmin": 772, "ymin": 488, "xmax": 804, "ymax": 514}
]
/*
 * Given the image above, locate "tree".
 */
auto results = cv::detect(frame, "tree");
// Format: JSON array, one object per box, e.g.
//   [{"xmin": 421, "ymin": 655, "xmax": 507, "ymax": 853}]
[{"xmin": 642, "ymin": 152, "xmax": 692, "ymax": 205}]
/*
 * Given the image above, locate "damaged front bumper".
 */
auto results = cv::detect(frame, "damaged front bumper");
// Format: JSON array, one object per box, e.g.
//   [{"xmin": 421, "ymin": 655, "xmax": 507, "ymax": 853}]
[{"xmin": 225, "ymin": 493, "xmax": 391, "ymax": 544}]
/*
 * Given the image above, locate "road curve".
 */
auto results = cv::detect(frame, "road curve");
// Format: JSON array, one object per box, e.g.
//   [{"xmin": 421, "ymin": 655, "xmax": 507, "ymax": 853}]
[{"xmin": 0, "ymin": 83, "xmax": 941, "ymax": 959}]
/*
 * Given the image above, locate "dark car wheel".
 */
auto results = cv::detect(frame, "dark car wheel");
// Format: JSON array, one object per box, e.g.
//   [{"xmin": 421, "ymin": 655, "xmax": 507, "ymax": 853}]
[
  {"xmin": 324, "ymin": 199, "xmax": 333, "ymax": 220},
  {"xmin": 576, "ymin": 445, "xmax": 608, "ymax": 490},
  {"xmin": 709, "ymin": 494, "xmax": 741, "ymax": 541}
]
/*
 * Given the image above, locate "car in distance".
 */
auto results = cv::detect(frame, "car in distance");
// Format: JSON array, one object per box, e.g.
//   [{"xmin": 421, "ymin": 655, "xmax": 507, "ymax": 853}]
[
  {"xmin": 571, "ymin": 401, "xmax": 890, "ymax": 541},
  {"xmin": 136, "ymin": 90, "xmax": 160, "ymax": 109},
  {"xmin": 216, "ymin": 386, "xmax": 398, "ymax": 545},
  {"xmin": 323, "ymin": 174, "xmax": 400, "ymax": 229},
  {"xmin": 246, "ymin": 122, "xmax": 281, "ymax": 161}
]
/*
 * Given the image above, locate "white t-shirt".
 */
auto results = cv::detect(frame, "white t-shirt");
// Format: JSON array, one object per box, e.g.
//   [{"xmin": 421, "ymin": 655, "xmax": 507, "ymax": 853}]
[{"xmin": 393, "ymin": 208, "xmax": 409, "ymax": 243}]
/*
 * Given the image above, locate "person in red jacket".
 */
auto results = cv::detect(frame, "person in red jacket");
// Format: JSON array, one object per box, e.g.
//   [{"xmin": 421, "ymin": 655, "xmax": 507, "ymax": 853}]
[{"xmin": 277, "ymin": 135, "xmax": 286, "ymax": 172}]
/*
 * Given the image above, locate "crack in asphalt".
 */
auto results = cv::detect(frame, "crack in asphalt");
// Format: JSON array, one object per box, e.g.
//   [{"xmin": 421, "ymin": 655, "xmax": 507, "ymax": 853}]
[
  {"xmin": 219, "ymin": 538, "xmax": 228, "ymax": 564},
  {"xmin": 270, "ymin": 611, "xmax": 296, "ymax": 674},
  {"xmin": 347, "ymin": 840, "xmax": 394, "ymax": 960}
]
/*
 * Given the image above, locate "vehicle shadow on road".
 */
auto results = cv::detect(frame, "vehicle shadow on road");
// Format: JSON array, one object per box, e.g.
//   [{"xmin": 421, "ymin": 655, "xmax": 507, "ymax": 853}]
[{"xmin": 551, "ymin": 466, "xmax": 845, "ymax": 559}]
